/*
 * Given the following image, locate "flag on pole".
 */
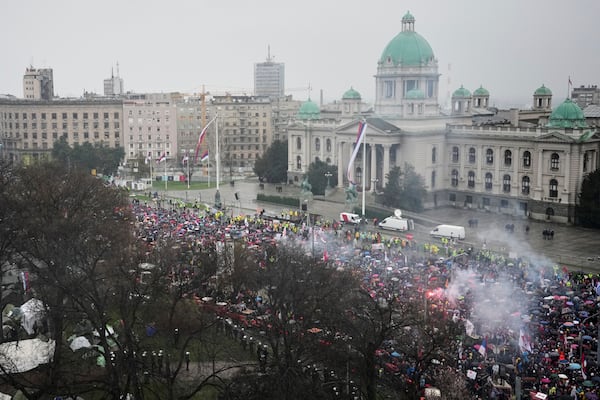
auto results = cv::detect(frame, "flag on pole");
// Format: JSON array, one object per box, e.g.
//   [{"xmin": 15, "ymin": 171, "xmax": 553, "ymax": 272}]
[
  {"xmin": 478, "ymin": 337, "xmax": 487, "ymax": 357},
  {"xmin": 194, "ymin": 115, "xmax": 218, "ymax": 163},
  {"xmin": 156, "ymin": 153, "xmax": 166, "ymax": 163},
  {"xmin": 346, "ymin": 119, "xmax": 367, "ymax": 184},
  {"xmin": 519, "ymin": 329, "xmax": 532, "ymax": 353},
  {"xmin": 568, "ymin": 76, "xmax": 572, "ymax": 86},
  {"xmin": 200, "ymin": 150, "xmax": 209, "ymax": 162}
]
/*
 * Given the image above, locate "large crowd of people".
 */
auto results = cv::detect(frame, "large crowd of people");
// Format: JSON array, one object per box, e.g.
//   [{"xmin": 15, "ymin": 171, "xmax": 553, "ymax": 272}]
[{"xmin": 131, "ymin": 198, "xmax": 600, "ymax": 400}]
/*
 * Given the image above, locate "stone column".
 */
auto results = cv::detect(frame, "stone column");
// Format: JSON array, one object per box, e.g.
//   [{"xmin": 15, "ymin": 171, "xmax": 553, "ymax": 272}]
[
  {"xmin": 383, "ymin": 144, "xmax": 390, "ymax": 186},
  {"xmin": 370, "ymin": 144, "xmax": 377, "ymax": 192},
  {"xmin": 337, "ymin": 141, "xmax": 344, "ymax": 188},
  {"xmin": 564, "ymin": 151, "xmax": 570, "ymax": 192}
]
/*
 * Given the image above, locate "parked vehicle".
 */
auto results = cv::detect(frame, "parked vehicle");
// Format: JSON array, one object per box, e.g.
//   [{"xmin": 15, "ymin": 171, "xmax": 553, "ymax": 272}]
[
  {"xmin": 378, "ymin": 216, "xmax": 414, "ymax": 231},
  {"xmin": 340, "ymin": 212, "xmax": 361, "ymax": 224},
  {"xmin": 429, "ymin": 224, "xmax": 465, "ymax": 240}
]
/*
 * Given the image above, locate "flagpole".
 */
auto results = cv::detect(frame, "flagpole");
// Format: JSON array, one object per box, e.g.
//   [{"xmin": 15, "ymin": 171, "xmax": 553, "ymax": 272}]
[
  {"xmin": 216, "ymin": 114, "xmax": 220, "ymax": 190},
  {"xmin": 207, "ymin": 153, "xmax": 211, "ymax": 187},
  {"xmin": 187, "ymin": 151, "xmax": 190, "ymax": 189},
  {"xmin": 361, "ymin": 122, "xmax": 366, "ymax": 217},
  {"xmin": 164, "ymin": 142, "xmax": 167, "ymax": 192}
]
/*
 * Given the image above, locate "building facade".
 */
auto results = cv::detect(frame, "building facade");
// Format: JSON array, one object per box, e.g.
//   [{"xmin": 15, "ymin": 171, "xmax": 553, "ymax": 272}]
[
  {"xmin": 0, "ymin": 98, "xmax": 123, "ymax": 164},
  {"xmin": 122, "ymin": 93, "xmax": 180, "ymax": 168},
  {"xmin": 286, "ymin": 12, "xmax": 600, "ymax": 223},
  {"xmin": 209, "ymin": 95, "xmax": 273, "ymax": 175},
  {"xmin": 254, "ymin": 54, "xmax": 285, "ymax": 99},
  {"xmin": 23, "ymin": 67, "xmax": 54, "ymax": 100}
]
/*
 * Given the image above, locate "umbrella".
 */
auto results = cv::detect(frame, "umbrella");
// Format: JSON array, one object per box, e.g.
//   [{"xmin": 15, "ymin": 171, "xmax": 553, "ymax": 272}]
[
  {"xmin": 541, "ymin": 377, "xmax": 551, "ymax": 383},
  {"xmin": 568, "ymin": 362, "xmax": 581, "ymax": 370},
  {"xmin": 583, "ymin": 380, "xmax": 594, "ymax": 387},
  {"xmin": 582, "ymin": 335, "xmax": 593, "ymax": 341},
  {"xmin": 592, "ymin": 375, "xmax": 600, "ymax": 383},
  {"xmin": 391, "ymin": 351, "xmax": 401, "ymax": 358},
  {"xmin": 558, "ymin": 373, "xmax": 568, "ymax": 379}
]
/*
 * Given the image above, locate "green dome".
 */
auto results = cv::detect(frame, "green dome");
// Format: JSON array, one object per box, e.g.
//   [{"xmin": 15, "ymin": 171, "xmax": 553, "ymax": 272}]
[
  {"xmin": 473, "ymin": 85, "xmax": 489, "ymax": 96},
  {"xmin": 342, "ymin": 87, "xmax": 361, "ymax": 100},
  {"xmin": 379, "ymin": 13, "xmax": 435, "ymax": 66},
  {"xmin": 297, "ymin": 98, "xmax": 320, "ymax": 120},
  {"xmin": 534, "ymin": 84, "xmax": 552, "ymax": 96},
  {"xmin": 452, "ymin": 85, "xmax": 471, "ymax": 98},
  {"xmin": 546, "ymin": 98, "xmax": 588, "ymax": 129},
  {"xmin": 405, "ymin": 88, "xmax": 425, "ymax": 99}
]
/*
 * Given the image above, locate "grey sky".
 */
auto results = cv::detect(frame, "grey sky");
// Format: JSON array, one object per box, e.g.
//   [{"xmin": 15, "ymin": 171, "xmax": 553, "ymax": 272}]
[{"xmin": 2, "ymin": 0, "xmax": 600, "ymax": 108}]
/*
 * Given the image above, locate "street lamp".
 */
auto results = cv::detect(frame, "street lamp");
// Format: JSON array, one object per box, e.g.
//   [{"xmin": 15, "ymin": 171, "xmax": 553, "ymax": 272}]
[
  {"xmin": 324, "ymin": 171, "xmax": 333, "ymax": 191},
  {"xmin": 371, "ymin": 178, "xmax": 379, "ymax": 193}
]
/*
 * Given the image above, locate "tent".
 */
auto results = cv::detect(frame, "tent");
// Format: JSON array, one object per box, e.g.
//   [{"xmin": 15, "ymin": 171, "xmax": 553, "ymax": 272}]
[{"xmin": 19, "ymin": 298, "xmax": 45, "ymax": 335}]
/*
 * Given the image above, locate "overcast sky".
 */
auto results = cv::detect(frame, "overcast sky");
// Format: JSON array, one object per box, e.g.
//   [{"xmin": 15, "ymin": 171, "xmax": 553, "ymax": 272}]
[{"xmin": 2, "ymin": 0, "xmax": 599, "ymax": 108}]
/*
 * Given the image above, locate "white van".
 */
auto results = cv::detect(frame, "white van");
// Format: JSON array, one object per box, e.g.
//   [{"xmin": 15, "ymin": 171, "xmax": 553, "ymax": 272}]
[
  {"xmin": 340, "ymin": 212, "xmax": 361, "ymax": 225},
  {"xmin": 378, "ymin": 217, "xmax": 414, "ymax": 232},
  {"xmin": 429, "ymin": 224, "xmax": 465, "ymax": 240}
]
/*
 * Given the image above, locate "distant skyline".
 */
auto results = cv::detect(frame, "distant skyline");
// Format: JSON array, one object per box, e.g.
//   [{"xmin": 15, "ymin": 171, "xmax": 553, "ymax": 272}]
[{"xmin": 2, "ymin": 0, "xmax": 600, "ymax": 108}]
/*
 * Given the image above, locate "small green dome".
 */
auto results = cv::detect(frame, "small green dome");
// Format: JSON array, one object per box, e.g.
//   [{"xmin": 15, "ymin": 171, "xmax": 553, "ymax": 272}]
[
  {"xmin": 342, "ymin": 87, "xmax": 361, "ymax": 100},
  {"xmin": 473, "ymin": 85, "xmax": 489, "ymax": 96},
  {"xmin": 452, "ymin": 85, "xmax": 471, "ymax": 98},
  {"xmin": 546, "ymin": 98, "xmax": 587, "ymax": 129},
  {"xmin": 405, "ymin": 88, "xmax": 425, "ymax": 100},
  {"xmin": 379, "ymin": 13, "xmax": 435, "ymax": 67},
  {"xmin": 534, "ymin": 84, "xmax": 552, "ymax": 96},
  {"xmin": 297, "ymin": 98, "xmax": 320, "ymax": 120}
]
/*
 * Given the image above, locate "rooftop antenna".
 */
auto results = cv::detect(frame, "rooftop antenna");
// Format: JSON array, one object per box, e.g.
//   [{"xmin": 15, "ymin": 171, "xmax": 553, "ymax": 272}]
[
  {"xmin": 266, "ymin": 45, "xmax": 274, "ymax": 62},
  {"xmin": 116, "ymin": 61, "xmax": 120, "ymax": 77},
  {"xmin": 111, "ymin": 66, "xmax": 114, "ymax": 78}
]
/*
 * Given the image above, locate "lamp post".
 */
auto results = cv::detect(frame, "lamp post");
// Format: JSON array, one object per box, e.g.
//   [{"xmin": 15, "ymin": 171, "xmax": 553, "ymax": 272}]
[
  {"xmin": 324, "ymin": 171, "xmax": 332, "ymax": 191},
  {"xmin": 371, "ymin": 178, "xmax": 378, "ymax": 193}
]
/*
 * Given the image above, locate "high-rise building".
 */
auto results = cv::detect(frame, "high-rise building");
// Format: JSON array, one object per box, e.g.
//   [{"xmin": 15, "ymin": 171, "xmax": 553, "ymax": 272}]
[
  {"xmin": 104, "ymin": 65, "xmax": 124, "ymax": 97},
  {"xmin": 254, "ymin": 47, "xmax": 285, "ymax": 99},
  {"xmin": 572, "ymin": 85, "xmax": 600, "ymax": 108},
  {"xmin": 23, "ymin": 67, "xmax": 54, "ymax": 100}
]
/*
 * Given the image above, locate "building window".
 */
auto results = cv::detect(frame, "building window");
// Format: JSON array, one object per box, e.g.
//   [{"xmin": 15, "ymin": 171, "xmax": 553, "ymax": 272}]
[
  {"xmin": 550, "ymin": 152, "xmax": 560, "ymax": 170},
  {"xmin": 503, "ymin": 174, "xmax": 511, "ymax": 192},
  {"xmin": 485, "ymin": 172, "xmax": 493, "ymax": 190},
  {"xmin": 504, "ymin": 150, "xmax": 512, "ymax": 166},
  {"xmin": 356, "ymin": 167, "xmax": 362, "ymax": 185},
  {"xmin": 326, "ymin": 138, "xmax": 331, "ymax": 152},
  {"xmin": 482, "ymin": 197, "xmax": 490, "ymax": 207},
  {"xmin": 583, "ymin": 152, "xmax": 589, "ymax": 172},
  {"xmin": 315, "ymin": 138, "xmax": 320, "ymax": 151},
  {"xmin": 523, "ymin": 151, "xmax": 531, "ymax": 167},
  {"xmin": 431, "ymin": 147, "xmax": 437, "ymax": 163},
  {"xmin": 467, "ymin": 171, "xmax": 475, "ymax": 188},
  {"xmin": 500, "ymin": 199, "xmax": 509, "ymax": 208},
  {"xmin": 384, "ymin": 81, "xmax": 395, "ymax": 98},
  {"xmin": 549, "ymin": 179, "xmax": 558, "ymax": 197},
  {"xmin": 468, "ymin": 147, "xmax": 476, "ymax": 163},
  {"xmin": 296, "ymin": 155, "xmax": 301, "ymax": 169},
  {"xmin": 451, "ymin": 169, "xmax": 459, "ymax": 187},
  {"xmin": 296, "ymin": 137, "xmax": 301, "ymax": 150},
  {"xmin": 431, "ymin": 171, "xmax": 436, "ymax": 189},
  {"xmin": 521, "ymin": 176, "xmax": 530, "ymax": 195},
  {"xmin": 449, "ymin": 193, "xmax": 456, "ymax": 202},
  {"xmin": 486, "ymin": 148, "xmax": 494, "ymax": 165},
  {"xmin": 452, "ymin": 146, "xmax": 459, "ymax": 163}
]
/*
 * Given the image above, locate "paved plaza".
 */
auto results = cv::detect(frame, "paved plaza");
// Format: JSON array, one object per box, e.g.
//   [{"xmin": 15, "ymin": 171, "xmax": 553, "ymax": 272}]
[{"xmin": 167, "ymin": 178, "xmax": 600, "ymax": 272}]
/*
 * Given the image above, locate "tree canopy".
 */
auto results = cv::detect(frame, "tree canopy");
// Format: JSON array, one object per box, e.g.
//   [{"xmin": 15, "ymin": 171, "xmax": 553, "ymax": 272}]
[
  {"xmin": 51, "ymin": 136, "xmax": 124, "ymax": 176},
  {"xmin": 577, "ymin": 168, "xmax": 600, "ymax": 227},
  {"xmin": 379, "ymin": 163, "xmax": 427, "ymax": 212},
  {"xmin": 306, "ymin": 160, "xmax": 337, "ymax": 195},
  {"xmin": 253, "ymin": 140, "xmax": 288, "ymax": 183}
]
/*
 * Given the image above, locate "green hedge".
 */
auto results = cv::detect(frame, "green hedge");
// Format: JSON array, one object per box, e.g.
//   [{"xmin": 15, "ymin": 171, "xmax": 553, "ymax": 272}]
[
  {"xmin": 352, "ymin": 206, "xmax": 393, "ymax": 221},
  {"xmin": 257, "ymin": 193, "xmax": 301, "ymax": 207}
]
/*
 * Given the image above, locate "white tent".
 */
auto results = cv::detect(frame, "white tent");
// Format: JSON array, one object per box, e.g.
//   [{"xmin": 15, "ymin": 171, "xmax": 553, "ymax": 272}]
[
  {"xmin": 0, "ymin": 338, "xmax": 55, "ymax": 374},
  {"xmin": 69, "ymin": 336, "xmax": 92, "ymax": 351},
  {"xmin": 19, "ymin": 299, "xmax": 45, "ymax": 335}
]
